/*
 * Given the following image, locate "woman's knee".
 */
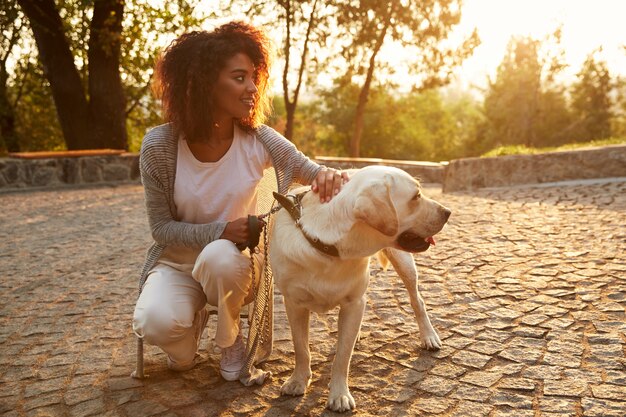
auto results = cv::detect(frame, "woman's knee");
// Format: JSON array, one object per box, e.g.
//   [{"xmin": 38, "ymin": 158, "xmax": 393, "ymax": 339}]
[
  {"xmin": 193, "ymin": 239, "xmax": 246, "ymax": 282},
  {"xmin": 133, "ymin": 303, "xmax": 194, "ymax": 346}
]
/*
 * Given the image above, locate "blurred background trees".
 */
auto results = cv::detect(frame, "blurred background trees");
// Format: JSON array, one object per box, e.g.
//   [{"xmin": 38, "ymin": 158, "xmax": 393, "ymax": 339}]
[{"xmin": 1, "ymin": 0, "xmax": 624, "ymax": 159}]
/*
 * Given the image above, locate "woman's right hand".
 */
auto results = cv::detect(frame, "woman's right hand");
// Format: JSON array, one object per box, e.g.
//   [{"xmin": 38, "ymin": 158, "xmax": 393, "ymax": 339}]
[{"xmin": 220, "ymin": 217, "xmax": 249, "ymax": 246}]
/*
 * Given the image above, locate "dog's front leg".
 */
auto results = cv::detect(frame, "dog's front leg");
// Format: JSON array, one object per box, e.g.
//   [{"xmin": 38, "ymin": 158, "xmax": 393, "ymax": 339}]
[
  {"xmin": 280, "ymin": 298, "xmax": 312, "ymax": 396},
  {"xmin": 327, "ymin": 296, "xmax": 365, "ymax": 412},
  {"xmin": 383, "ymin": 248, "xmax": 442, "ymax": 350}
]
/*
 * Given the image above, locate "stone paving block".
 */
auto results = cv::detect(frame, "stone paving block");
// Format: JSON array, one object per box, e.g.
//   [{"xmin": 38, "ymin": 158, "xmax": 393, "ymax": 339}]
[
  {"xmin": 409, "ymin": 396, "xmax": 456, "ymax": 414},
  {"xmin": 430, "ymin": 362, "xmax": 467, "ymax": 378},
  {"xmin": 69, "ymin": 397, "xmax": 106, "ymax": 417},
  {"xmin": 22, "ymin": 392, "xmax": 63, "ymax": 411},
  {"xmin": 497, "ymin": 377, "xmax": 536, "ymax": 391},
  {"xmin": 417, "ymin": 375, "xmax": 458, "ymax": 396},
  {"xmin": 64, "ymin": 387, "xmax": 105, "ymax": 407},
  {"xmin": 491, "ymin": 391, "xmax": 534, "ymax": 409},
  {"xmin": 544, "ymin": 378, "xmax": 588, "ymax": 396},
  {"xmin": 449, "ymin": 400, "xmax": 493, "ymax": 417},
  {"xmin": 460, "ymin": 370, "xmax": 503, "ymax": 387},
  {"xmin": 590, "ymin": 384, "xmax": 626, "ymax": 400},
  {"xmin": 451, "ymin": 350, "xmax": 492, "ymax": 369},
  {"xmin": 449, "ymin": 382, "xmax": 491, "ymax": 402},
  {"xmin": 604, "ymin": 370, "xmax": 626, "ymax": 385},
  {"xmin": 581, "ymin": 397, "xmax": 625, "ymax": 417}
]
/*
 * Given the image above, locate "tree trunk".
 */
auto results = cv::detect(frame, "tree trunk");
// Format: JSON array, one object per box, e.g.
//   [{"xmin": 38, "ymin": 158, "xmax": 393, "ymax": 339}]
[
  {"xmin": 0, "ymin": 68, "xmax": 19, "ymax": 152},
  {"xmin": 88, "ymin": 0, "xmax": 127, "ymax": 149},
  {"xmin": 285, "ymin": 101, "xmax": 296, "ymax": 140},
  {"xmin": 350, "ymin": 20, "xmax": 389, "ymax": 157},
  {"xmin": 17, "ymin": 0, "xmax": 90, "ymax": 150},
  {"xmin": 281, "ymin": 0, "xmax": 317, "ymax": 141}
]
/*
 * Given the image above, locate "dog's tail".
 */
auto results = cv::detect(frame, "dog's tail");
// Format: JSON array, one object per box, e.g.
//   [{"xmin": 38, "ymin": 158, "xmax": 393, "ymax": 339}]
[{"xmin": 376, "ymin": 250, "xmax": 391, "ymax": 272}]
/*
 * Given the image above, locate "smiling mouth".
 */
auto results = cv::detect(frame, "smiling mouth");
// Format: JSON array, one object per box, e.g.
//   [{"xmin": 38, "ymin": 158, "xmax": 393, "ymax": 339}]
[
  {"xmin": 241, "ymin": 98, "xmax": 254, "ymax": 107},
  {"xmin": 397, "ymin": 232, "xmax": 436, "ymax": 253}
]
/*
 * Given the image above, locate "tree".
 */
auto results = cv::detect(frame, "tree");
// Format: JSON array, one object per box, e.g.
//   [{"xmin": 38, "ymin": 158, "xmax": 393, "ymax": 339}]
[
  {"xmin": 17, "ymin": 0, "xmax": 126, "ymax": 150},
  {"xmin": 334, "ymin": 0, "xmax": 479, "ymax": 156},
  {"xmin": 0, "ymin": 0, "xmax": 24, "ymax": 152},
  {"xmin": 15, "ymin": 0, "xmax": 206, "ymax": 151},
  {"xmin": 278, "ymin": 0, "xmax": 326, "ymax": 141},
  {"xmin": 237, "ymin": 0, "xmax": 333, "ymax": 141},
  {"xmin": 482, "ymin": 32, "xmax": 571, "ymax": 149},
  {"xmin": 570, "ymin": 51, "xmax": 613, "ymax": 141}
]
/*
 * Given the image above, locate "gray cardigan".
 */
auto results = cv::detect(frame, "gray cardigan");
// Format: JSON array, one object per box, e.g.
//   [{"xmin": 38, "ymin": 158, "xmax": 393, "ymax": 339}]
[{"xmin": 138, "ymin": 123, "xmax": 322, "ymax": 291}]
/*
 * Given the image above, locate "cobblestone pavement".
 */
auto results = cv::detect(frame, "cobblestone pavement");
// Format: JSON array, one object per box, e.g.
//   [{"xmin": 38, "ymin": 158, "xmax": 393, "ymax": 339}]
[{"xmin": 0, "ymin": 179, "xmax": 624, "ymax": 417}]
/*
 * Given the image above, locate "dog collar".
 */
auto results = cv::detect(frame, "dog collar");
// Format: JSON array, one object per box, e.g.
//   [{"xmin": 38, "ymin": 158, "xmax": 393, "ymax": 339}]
[{"xmin": 273, "ymin": 191, "xmax": 340, "ymax": 257}]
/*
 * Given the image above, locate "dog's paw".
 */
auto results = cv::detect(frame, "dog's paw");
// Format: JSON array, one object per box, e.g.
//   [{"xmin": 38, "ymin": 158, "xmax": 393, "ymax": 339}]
[
  {"xmin": 420, "ymin": 330, "xmax": 442, "ymax": 350},
  {"xmin": 280, "ymin": 375, "xmax": 310, "ymax": 396},
  {"xmin": 327, "ymin": 389, "xmax": 356, "ymax": 412}
]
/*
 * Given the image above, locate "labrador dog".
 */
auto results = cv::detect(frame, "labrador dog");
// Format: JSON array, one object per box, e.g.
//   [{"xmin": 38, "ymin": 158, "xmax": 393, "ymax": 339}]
[{"xmin": 270, "ymin": 166, "xmax": 450, "ymax": 412}]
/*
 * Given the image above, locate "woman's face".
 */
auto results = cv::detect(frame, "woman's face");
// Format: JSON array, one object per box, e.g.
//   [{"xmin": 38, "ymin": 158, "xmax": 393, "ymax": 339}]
[{"xmin": 212, "ymin": 52, "xmax": 258, "ymax": 120}]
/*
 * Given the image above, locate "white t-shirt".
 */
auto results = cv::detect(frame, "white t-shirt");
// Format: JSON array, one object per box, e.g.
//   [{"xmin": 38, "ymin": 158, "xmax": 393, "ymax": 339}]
[
  {"xmin": 159, "ymin": 125, "xmax": 271, "ymax": 267},
  {"xmin": 174, "ymin": 125, "xmax": 272, "ymax": 223}
]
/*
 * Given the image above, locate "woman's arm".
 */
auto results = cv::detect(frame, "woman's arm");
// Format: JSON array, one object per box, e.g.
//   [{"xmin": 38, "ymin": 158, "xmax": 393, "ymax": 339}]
[
  {"xmin": 140, "ymin": 135, "xmax": 228, "ymax": 248},
  {"xmin": 256, "ymin": 125, "xmax": 347, "ymax": 201}
]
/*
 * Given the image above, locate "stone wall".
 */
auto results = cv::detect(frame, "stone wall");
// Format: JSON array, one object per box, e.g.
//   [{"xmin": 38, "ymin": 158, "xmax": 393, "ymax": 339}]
[
  {"xmin": 315, "ymin": 156, "xmax": 446, "ymax": 184},
  {"xmin": 1, "ymin": 144, "xmax": 624, "ymax": 193},
  {"xmin": 443, "ymin": 144, "xmax": 626, "ymax": 192},
  {"xmin": 0, "ymin": 153, "xmax": 140, "ymax": 192}
]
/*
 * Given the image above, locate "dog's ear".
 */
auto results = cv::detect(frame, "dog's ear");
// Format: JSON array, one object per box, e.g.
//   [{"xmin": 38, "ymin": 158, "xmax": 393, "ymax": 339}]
[{"xmin": 353, "ymin": 177, "xmax": 398, "ymax": 236}]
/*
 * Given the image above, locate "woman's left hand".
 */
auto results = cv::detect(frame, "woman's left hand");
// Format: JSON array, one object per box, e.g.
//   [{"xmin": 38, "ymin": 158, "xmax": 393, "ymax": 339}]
[{"xmin": 311, "ymin": 168, "xmax": 350, "ymax": 203}]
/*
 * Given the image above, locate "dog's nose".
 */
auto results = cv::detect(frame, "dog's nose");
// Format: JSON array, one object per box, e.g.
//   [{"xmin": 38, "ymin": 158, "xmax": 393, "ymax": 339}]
[{"xmin": 442, "ymin": 208, "xmax": 451, "ymax": 221}]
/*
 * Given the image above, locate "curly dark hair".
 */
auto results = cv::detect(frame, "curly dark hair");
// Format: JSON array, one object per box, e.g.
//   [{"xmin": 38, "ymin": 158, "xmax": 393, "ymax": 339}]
[{"xmin": 153, "ymin": 21, "xmax": 273, "ymax": 143}]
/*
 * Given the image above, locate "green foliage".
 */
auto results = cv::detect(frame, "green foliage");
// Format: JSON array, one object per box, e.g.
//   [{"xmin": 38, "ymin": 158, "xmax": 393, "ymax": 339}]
[
  {"xmin": 12, "ymin": 61, "xmax": 65, "ymax": 151},
  {"xmin": 284, "ymin": 79, "xmax": 484, "ymax": 161},
  {"xmin": 612, "ymin": 75, "xmax": 626, "ymax": 137},
  {"xmin": 570, "ymin": 52, "xmax": 614, "ymax": 141},
  {"xmin": 482, "ymin": 34, "xmax": 572, "ymax": 151}
]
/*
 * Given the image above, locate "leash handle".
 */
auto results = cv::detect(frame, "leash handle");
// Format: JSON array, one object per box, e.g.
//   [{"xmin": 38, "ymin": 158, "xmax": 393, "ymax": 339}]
[{"xmin": 236, "ymin": 215, "xmax": 264, "ymax": 252}]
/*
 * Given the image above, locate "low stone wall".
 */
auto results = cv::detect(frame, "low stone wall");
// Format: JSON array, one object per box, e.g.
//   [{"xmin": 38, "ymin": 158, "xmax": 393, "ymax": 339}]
[
  {"xmin": 443, "ymin": 144, "xmax": 626, "ymax": 192},
  {"xmin": 315, "ymin": 156, "xmax": 446, "ymax": 184},
  {"xmin": 1, "ymin": 144, "xmax": 624, "ymax": 193},
  {"xmin": 0, "ymin": 153, "xmax": 140, "ymax": 192}
]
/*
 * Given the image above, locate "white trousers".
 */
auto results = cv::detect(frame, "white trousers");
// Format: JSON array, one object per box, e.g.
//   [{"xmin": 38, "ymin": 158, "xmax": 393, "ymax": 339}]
[{"xmin": 132, "ymin": 239, "xmax": 262, "ymax": 369}]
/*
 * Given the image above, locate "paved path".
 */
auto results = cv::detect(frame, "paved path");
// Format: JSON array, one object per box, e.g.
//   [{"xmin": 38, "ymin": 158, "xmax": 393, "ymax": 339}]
[{"xmin": 0, "ymin": 179, "xmax": 624, "ymax": 417}]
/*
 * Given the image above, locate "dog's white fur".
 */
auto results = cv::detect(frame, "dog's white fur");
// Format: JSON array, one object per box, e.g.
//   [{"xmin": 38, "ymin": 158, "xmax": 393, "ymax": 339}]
[{"xmin": 270, "ymin": 166, "xmax": 450, "ymax": 412}]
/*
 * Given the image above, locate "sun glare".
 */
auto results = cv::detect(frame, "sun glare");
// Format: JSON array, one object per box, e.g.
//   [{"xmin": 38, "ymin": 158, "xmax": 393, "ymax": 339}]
[
  {"xmin": 450, "ymin": 0, "xmax": 626, "ymax": 90},
  {"xmin": 192, "ymin": 0, "xmax": 626, "ymax": 94}
]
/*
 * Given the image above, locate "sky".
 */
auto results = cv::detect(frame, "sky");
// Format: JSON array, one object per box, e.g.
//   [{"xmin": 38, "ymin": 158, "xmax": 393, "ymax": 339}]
[
  {"xmin": 202, "ymin": 0, "xmax": 626, "ymax": 96},
  {"xmin": 445, "ymin": 0, "xmax": 626, "ymax": 91},
  {"xmin": 11, "ymin": 1, "xmax": 622, "ymax": 98}
]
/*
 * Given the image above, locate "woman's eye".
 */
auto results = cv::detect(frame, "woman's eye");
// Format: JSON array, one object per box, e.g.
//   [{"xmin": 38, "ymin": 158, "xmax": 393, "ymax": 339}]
[{"xmin": 234, "ymin": 76, "xmax": 245, "ymax": 82}]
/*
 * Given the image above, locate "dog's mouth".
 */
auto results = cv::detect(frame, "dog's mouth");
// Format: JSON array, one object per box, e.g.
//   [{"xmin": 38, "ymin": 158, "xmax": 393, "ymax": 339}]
[{"xmin": 397, "ymin": 232, "xmax": 436, "ymax": 253}]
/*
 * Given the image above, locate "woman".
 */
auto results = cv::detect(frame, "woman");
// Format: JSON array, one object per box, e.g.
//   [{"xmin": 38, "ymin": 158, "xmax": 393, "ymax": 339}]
[{"xmin": 132, "ymin": 21, "xmax": 347, "ymax": 382}]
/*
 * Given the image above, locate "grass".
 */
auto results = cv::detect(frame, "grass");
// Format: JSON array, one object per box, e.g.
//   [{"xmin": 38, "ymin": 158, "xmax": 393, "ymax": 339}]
[{"xmin": 481, "ymin": 137, "xmax": 626, "ymax": 157}]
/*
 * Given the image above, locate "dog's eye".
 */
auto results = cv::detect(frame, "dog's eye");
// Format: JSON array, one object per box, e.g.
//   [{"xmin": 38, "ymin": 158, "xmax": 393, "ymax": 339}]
[{"xmin": 412, "ymin": 192, "xmax": 421, "ymax": 201}]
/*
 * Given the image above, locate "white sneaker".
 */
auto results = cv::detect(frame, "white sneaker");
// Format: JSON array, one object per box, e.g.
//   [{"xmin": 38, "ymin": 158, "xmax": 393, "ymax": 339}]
[{"xmin": 220, "ymin": 328, "xmax": 246, "ymax": 381}]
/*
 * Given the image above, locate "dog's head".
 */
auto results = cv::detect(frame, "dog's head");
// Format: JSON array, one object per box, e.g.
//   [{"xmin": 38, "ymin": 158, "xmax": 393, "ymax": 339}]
[{"xmin": 352, "ymin": 166, "xmax": 450, "ymax": 253}]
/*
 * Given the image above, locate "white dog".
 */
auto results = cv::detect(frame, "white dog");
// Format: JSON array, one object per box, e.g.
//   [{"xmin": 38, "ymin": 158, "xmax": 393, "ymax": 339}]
[{"xmin": 270, "ymin": 166, "xmax": 450, "ymax": 412}]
